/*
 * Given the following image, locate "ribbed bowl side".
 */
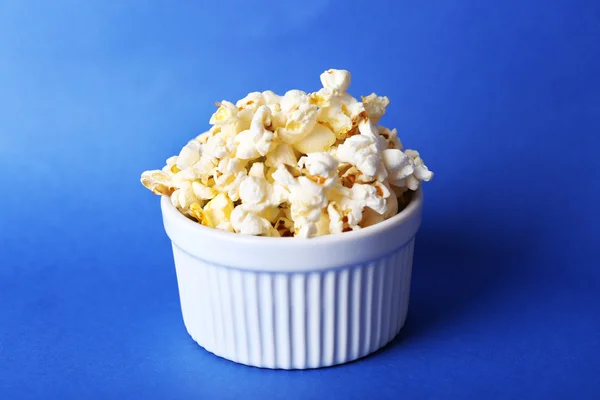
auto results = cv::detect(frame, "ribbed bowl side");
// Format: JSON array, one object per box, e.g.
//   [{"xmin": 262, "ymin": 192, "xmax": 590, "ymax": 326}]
[{"xmin": 171, "ymin": 239, "xmax": 415, "ymax": 369}]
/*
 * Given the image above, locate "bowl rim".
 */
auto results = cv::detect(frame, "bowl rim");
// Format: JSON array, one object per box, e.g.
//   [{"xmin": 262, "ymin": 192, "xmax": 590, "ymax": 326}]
[{"xmin": 160, "ymin": 188, "xmax": 423, "ymax": 247}]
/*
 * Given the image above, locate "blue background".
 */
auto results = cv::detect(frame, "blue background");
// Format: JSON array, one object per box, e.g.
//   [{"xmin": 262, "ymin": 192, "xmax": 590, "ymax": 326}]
[{"xmin": 1, "ymin": 0, "xmax": 599, "ymax": 398}]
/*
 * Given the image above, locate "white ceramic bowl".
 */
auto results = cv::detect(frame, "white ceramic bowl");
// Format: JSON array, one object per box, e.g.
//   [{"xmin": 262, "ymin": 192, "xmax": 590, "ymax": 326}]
[{"xmin": 160, "ymin": 189, "xmax": 423, "ymax": 369}]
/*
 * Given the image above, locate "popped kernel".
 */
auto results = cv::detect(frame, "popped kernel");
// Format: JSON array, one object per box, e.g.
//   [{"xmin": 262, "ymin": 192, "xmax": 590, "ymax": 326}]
[
  {"xmin": 141, "ymin": 170, "xmax": 175, "ymax": 196},
  {"xmin": 203, "ymin": 193, "xmax": 234, "ymax": 227},
  {"xmin": 189, "ymin": 203, "xmax": 213, "ymax": 228},
  {"xmin": 361, "ymin": 93, "xmax": 390, "ymax": 123}
]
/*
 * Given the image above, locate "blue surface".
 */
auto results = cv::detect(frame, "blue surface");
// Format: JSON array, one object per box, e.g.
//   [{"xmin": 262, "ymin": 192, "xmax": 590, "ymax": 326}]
[{"xmin": 1, "ymin": 0, "xmax": 599, "ymax": 398}]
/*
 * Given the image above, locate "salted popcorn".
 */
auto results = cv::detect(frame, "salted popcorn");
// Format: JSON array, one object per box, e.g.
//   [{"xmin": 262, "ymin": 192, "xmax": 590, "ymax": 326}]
[{"xmin": 141, "ymin": 69, "xmax": 433, "ymax": 238}]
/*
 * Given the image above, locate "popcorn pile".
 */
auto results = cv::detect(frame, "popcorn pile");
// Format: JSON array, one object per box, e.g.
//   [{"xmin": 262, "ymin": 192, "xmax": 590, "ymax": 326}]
[{"xmin": 141, "ymin": 69, "xmax": 433, "ymax": 238}]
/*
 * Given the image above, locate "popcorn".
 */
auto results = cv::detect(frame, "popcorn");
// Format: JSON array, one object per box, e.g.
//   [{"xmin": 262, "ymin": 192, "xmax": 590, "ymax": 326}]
[
  {"xmin": 298, "ymin": 152, "xmax": 338, "ymax": 187},
  {"xmin": 402, "ymin": 149, "xmax": 433, "ymax": 191},
  {"xmin": 317, "ymin": 105, "xmax": 352, "ymax": 140},
  {"xmin": 274, "ymin": 216, "xmax": 294, "ymax": 237},
  {"xmin": 381, "ymin": 149, "xmax": 414, "ymax": 183},
  {"xmin": 309, "ymin": 88, "xmax": 334, "ymax": 107},
  {"xmin": 141, "ymin": 69, "xmax": 433, "ymax": 237},
  {"xmin": 235, "ymin": 92, "xmax": 265, "ymax": 112},
  {"xmin": 189, "ymin": 203, "xmax": 213, "ymax": 227},
  {"xmin": 230, "ymin": 206, "xmax": 273, "ymax": 236},
  {"xmin": 141, "ymin": 170, "xmax": 175, "ymax": 196},
  {"xmin": 162, "ymin": 156, "xmax": 180, "ymax": 175},
  {"xmin": 336, "ymin": 134, "xmax": 384, "ymax": 180},
  {"xmin": 203, "ymin": 193, "xmax": 234, "ymax": 227},
  {"xmin": 209, "ymin": 101, "xmax": 238, "ymax": 126},
  {"xmin": 362, "ymin": 93, "xmax": 390, "ymax": 123},
  {"xmin": 293, "ymin": 123, "xmax": 336, "ymax": 154},
  {"xmin": 234, "ymin": 106, "xmax": 275, "ymax": 160},
  {"xmin": 192, "ymin": 181, "xmax": 217, "ymax": 200},
  {"xmin": 377, "ymin": 126, "xmax": 403, "ymax": 150},
  {"xmin": 262, "ymin": 90, "xmax": 282, "ymax": 105},
  {"xmin": 171, "ymin": 181, "xmax": 201, "ymax": 210},
  {"xmin": 176, "ymin": 140, "xmax": 202, "ymax": 170},
  {"xmin": 277, "ymin": 90, "xmax": 318, "ymax": 144},
  {"xmin": 265, "ymin": 143, "xmax": 297, "ymax": 168},
  {"xmin": 320, "ymin": 69, "xmax": 352, "ymax": 93}
]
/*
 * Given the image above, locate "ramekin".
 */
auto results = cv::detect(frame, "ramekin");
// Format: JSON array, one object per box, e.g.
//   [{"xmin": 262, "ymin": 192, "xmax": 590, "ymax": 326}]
[{"xmin": 160, "ymin": 189, "xmax": 423, "ymax": 369}]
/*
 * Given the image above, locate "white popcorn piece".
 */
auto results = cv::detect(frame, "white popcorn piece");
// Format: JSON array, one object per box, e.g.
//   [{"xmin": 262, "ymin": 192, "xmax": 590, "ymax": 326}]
[
  {"xmin": 171, "ymin": 181, "xmax": 200, "ymax": 210},
  {"xmin": 262, "ymin": 90, "xmax": 282, "ymax": 105},
  {"xmin": 140, "ymin": 170, "xmax": 175, "ymax": 196},
  {"xmin": 309, "ymin": 88, "xmax": 334, "ymax": 107},
  {"xmin": 293, "ymin": 123, "xmax": 336, "ymax": 154},
  {"xmin": 234, "ymin": 105, "xmax": 275, "ymax": 159},
  {"xmin": 192, "ymin": 181, "xmax": 217, "ymax": 200},
  {"xmin": 278, "ymin": 104, "xmax": 318, "ymax": 144},
  {"xmin": 248, "ymin": 162, "xmax": 266, "ymax": 178},
  {"xmin": 336, "ymin": 134, "xmax": 383, "ymax": 179},
  {"xmin": 358, "ymin": 119, "xmax": 386, "ymax": 151},
  {"xmin": 320, "ymin": 69, "xmax": 352, "ymax": 93},
  {"xmin": 215, "ymin": 220, "xmax": 234, "ymax": 232},
  {"xmin": 176, "ymin": 140, "xmax": 202, "ymax": 170},
  {"xmin": 346, "ymin": 183, "xmax": 388, "ymax": 223},
  {"xmin": 297, "ymin": 152, "xmax": 339, "ymax": 186},
  {"xmin": 271, "ymin": 164, "xmax": 298, "ymax": 187},
  {"xmin": 386, "ymin": 149, "xmax": 433, "ymax": 191},
  {"xmin": 287, "ymin": 177, "xmax": 329, "ymax": 238},
  {"xmin": 362, "ymin": 93, "xmax": 390, "ymax": 123},
  {"xmin": 230, "ymin": 205, "xmax": 273, "ymax": 236},
  {"xmin": 235, "ymin": 92, "xmax": 265, "ymax": 112},
  {"xmin": 239, "ymin": 176, "xmax": 269, "ymax": 212},
  {"xmin": 378, "ymin": 125, "xmax": 403, "ymax": 150},
  {"xmin": 204, "ymin": 134, "xmax": 229, "ymax": 159},
  {"xmin": 327, "ymin": 202, "xmax": 344, "ymax": 234},
  {"xmin": 209, "ymin": 100, "xmax": 238, "ymax": 126},
  {"xmin": 162, "ymin": 156, "xmax": 180, "ymax": 175},
  {"xmin": 277, "ymin": 90, "xmax": 318, "ymax": 144},
  {"xmin": 192, "ymin": 155, "xmax": 218, "ymax": 184},
  {"xmin": 381, "ymin": 149, "xmax": 414, "ymax": 183},
  {"xmin": 280, "ymin": 90, "xmax": 310, "ymax": 113},
  {"xmin": 405, "ymin": 149, "xmax": 434, "ymax": 182},
  {"xmin": 359, "ymin": 207, "xmax": 385, "ymax": 228},
  {"xmin": 317, "ymin": 105, "xmax": 353, "ymax": 140},
  {"xmin": 265, "ymin": 143, "xmax": 298, "ymax": 168}
]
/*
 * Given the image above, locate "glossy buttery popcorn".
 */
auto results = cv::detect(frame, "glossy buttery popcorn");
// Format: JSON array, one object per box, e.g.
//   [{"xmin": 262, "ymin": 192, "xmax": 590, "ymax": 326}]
[{"xmin": 141, "ymin": 69, "xmax": 433, "ymax": 238}]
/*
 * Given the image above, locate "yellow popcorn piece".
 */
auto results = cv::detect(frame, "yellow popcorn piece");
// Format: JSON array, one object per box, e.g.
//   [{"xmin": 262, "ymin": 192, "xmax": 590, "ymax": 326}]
[
  {"xmin": 260, "ymin": 206, "xmax": 281, "ymax": 224},
  {"xmin": 203, "ymin": 193, "xmax": 234, "ymax": 227},
  {"xmin": 140, "ymin": 170, "xmax": 175, "ymax": 196},
  {"xmin": 315, "ymin": 211, "xmax": 331, "ymax": 236},
  {"xmin": 189, "ymin": 202, "xmax": 214, "ymax": 228}
]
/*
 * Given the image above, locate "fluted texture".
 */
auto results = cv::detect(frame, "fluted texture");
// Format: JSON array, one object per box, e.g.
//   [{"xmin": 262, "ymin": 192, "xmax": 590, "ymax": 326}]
[{"xmin": 171, "ymin": 239, "xmax": 415, "ymax": 369}]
